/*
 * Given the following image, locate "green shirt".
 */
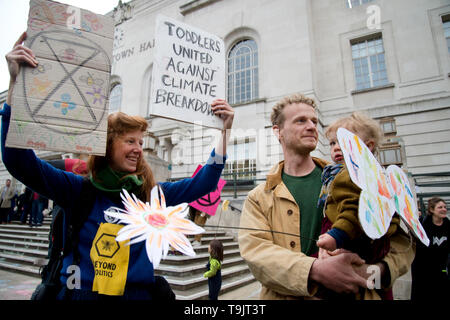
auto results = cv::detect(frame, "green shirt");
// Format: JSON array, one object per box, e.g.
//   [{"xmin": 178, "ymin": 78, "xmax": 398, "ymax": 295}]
[{"xmin": 282, "ymin": 166, "xmax": 324, "ymax": 256}]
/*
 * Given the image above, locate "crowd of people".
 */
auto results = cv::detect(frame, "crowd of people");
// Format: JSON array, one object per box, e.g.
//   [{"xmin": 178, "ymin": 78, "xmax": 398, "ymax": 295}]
[
  {"xmin": 0, "ymin": 31, "xmax": 448, "ymax": 301},
  {"xmin": 0, "ymin": 179, "xmax": 49, "ymax": 226}
]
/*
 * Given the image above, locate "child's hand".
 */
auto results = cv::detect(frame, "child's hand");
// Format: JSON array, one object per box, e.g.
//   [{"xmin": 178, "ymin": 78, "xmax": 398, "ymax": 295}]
[
  {"xmin": 318, "ymin": 247, "xmax": 331, "ymax": 260},
  {"xmin": 317, "ymin": 233, "xmax": 337, "ymax": 252}
]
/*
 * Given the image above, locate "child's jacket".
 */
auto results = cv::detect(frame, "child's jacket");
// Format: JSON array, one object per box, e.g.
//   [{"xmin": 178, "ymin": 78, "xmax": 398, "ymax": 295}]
[
  {"xmin": 204, "ymin": 257, "xmax": 221, "ymax": 278},
  {"xmin": 324, "ymin": 167, "xmax": 399, "ymax": 241}
]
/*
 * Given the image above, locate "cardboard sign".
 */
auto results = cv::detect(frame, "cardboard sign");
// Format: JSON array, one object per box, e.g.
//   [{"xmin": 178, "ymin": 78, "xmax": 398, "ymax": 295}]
[
  {"xmin": 189, "ymin": 164, "xmax": 227, "ymax": 216},
  {"xmin": 7, "ymin": 0, "xmax": 114, "ymax": 155},
  {"xmin": 337, "ymin": 128, "xmax": 429, "ymax": 246},
  {"xmin": 150, "ymin": 15, "xmax": 225, "ymax": 129}
]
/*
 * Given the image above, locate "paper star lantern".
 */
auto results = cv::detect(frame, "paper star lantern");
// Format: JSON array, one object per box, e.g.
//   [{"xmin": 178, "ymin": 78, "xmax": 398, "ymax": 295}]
[{"xmin": 104, "ymin": 185, "xmax": 205, "ymax": 267}]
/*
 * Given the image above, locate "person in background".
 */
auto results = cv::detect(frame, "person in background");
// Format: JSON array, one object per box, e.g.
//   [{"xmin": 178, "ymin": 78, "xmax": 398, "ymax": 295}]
[
  {"xmin": 204, "ymin": 239, "xmax": 223, "ymax": 300},
  {"xmin": 411, "ymin": 197, "xmax": 449, "ymax": 300},
  {"xmin": 30, "ymin": 191, "xmax": 47, "ymax": 227},
  {"xmin": 191, "ymin": 207, "xmax": 208, "ymax": 247},
  {"xmin": 0, "ymin": 178, "xmax": 16, "ymax": 224},
  {"xmin": 18, "ymin": 186, "xmax": 33, "ymax": 224}
]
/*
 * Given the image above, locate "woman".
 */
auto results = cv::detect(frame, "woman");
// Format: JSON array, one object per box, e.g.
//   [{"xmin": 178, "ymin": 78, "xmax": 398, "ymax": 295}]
[
  {"xmin": 2, "ymin": 32, "xmax": 235, "ymax": 300},
  {"xmin": 411, "ymin": 197, "xmax": 449, "ymax": 300}
]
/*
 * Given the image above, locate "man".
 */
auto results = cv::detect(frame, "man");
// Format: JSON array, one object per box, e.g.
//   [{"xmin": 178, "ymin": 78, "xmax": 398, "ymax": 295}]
[
  {"xmin": 238, "ymin": 93, "xmax": 415, "ymax": 299},
  {"xmin": 0, "ymin": 178, "xmax": 16, "ymax": 224},
  {"xmin": 191, "ymin": 207, "xmax": 208, "ymax": 247},
  {"xmin": 18, "ymin": 186, "xmax": 33, "ymax": 224}
]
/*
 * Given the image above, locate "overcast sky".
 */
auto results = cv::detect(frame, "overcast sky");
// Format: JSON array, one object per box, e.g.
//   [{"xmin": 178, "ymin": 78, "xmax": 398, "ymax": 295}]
[{"xmin": 0, "ymin": 0, "xmax": 122, "ymax": 92}]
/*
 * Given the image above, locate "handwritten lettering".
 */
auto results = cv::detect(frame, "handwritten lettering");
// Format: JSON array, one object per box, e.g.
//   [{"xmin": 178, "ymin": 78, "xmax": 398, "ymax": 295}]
[
  {"xmin": 164, "ymin": 21, "xmax": 221, "ymax": 53},
  {"xmin": 76, "ymin": 145, "xmax": 93, "ymax": 152},
  {"xmin": 27, "ymin": 140, "xmax": 46, "ymax": 149},
  {"xmin": 150, "ymin": 16, "xmax": 224, "ymax": 129},
  {"xmin": 154, "ymin": 89, "xmax": 214, "ymax": 115}
]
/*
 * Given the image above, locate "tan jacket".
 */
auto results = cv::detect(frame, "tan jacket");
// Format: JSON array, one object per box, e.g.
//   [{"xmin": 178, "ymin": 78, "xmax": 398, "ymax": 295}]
[
  {"xmin": 238, "ymin": 159, "xmax": 415, "ymax": 300},
  {"xmin": 0, "ymin": 178, "xmax": 16, "ymax": 209}
]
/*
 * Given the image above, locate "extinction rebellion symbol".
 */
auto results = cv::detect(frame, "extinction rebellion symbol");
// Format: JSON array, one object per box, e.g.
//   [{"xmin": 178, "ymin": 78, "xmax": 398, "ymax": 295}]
[{"xmin": 23, "ymin": 30, "xmax": 110, "ymax": 135}]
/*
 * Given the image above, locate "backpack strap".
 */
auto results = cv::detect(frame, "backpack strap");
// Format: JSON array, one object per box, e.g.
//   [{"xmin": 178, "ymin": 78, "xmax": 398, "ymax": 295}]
[{"xmin": 65, "ymin": 177, "xmax": 98, "ymax": 265}]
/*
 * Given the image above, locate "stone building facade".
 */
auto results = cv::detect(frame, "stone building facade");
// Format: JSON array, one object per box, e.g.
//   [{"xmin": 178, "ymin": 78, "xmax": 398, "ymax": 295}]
[
  {"xmin": 107, "ymin": 0, "xmax": 450, "ymax": 203},
  {"xmin": 1, "ymin": 0, "xmax": 449, "ymax": 207}
]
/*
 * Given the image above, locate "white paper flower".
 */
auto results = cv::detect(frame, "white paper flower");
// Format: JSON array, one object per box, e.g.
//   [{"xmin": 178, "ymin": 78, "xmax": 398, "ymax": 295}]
[{"xmin": 104, "ymin": 185, "xmax": 204, "ymax": 268}]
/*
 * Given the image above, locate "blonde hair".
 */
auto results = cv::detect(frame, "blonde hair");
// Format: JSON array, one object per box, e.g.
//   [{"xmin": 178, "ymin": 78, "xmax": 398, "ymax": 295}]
[
  {"xmin": 88, "ymin": 112, "xmax": 156, "ymax": 201},
  {"xmin": 271, "ymin": 93, "xmax": 317, "ymax": 128},
  {"xmin": 325, "ymin": 112, "xmax": 383, "ymax": 154}
]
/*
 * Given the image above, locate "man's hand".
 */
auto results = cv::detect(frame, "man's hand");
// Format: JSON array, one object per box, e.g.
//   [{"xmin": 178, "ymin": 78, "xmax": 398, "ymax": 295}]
[
  {"xmin": 309, "ymin": 251, "xmax": 368, "ymax": 294},
  {"xmin": 330, "ymin": 248, "xmax": 388, "ymax": 286}
]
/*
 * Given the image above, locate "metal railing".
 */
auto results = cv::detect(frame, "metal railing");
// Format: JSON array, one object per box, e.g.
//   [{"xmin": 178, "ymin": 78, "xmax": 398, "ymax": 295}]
[
  {"xmin": 167, "ymin": 169, "xmax": 450, "ymax": 208},
  {"xmin": 167, "ymin": 169, "xmax": 267, "ymax": 199},
  {"xmin": 412, "ymin": 171, "xmax": 450, "ymax": 214}
]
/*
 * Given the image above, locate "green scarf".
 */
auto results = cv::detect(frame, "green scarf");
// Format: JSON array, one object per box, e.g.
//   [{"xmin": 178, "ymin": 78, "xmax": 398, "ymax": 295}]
[{"xmin": 90, "ymin": 166, "xmax": 143, "ymax": 198}]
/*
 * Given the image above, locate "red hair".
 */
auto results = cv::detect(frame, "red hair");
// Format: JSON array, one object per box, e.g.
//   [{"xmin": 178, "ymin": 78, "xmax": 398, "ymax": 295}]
[{"xmin": 88, "ymin": 112, "xmax": 156, "ymax": 201}]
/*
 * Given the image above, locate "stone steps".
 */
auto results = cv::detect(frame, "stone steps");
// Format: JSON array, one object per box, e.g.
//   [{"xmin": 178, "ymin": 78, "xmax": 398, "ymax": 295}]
[{"xmin": 0, "ymin": 219, "xmax": 255, "ymax": 299}]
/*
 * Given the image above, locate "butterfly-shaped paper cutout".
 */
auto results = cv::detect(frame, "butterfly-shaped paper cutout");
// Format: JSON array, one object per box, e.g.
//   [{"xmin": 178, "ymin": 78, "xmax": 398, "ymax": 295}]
[
  {"xmin": 337, "ymin": 128, "xmax": 429, "ymax": 246},
  {"xmin": 104, "ymin": 185, "xmax": 205, "ymax": 268}
]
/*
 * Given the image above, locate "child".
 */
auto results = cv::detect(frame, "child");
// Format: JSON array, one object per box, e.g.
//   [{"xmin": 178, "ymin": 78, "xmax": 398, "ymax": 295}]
[
  {"xmin": 317, "ymin": 112, "xmax": 400, "ymax": 269},
  {"xmin": 203, "ymin": 239, "xmax": 223, "ymax": 300}
]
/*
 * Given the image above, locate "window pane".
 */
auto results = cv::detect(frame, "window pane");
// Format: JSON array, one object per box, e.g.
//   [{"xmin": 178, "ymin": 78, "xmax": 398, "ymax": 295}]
[
  {"xmin": 381, "ymin": 121, "xmax": 395, "ymax": 133},
  {"xmin": 227, "ymin": 39, "xmax": 259, "ymax": 104},
  {"xmin": 352, "ymin": 37, "xmax": 388, "ymax": 89},
  {"xmin": 109, "ymin": 84, "xmax": 122, "ymax": 113},
  {"xmin": 346, "ymin": 0, "xmax": 373, "ymax": 8},
  {"xmin": 444, "ymin": 21, "xmax": 450, "ymax": 37},
  {"xmin": 380, "ymin": 148, "xmax": 401, "ymax": 164},
  {"xmin": 385, "ymin": 150, "xmax": 395, "ymax": 163},
  {"xmin": 222, "ymin": 139, "xmax": 257, "ymax": 180}
]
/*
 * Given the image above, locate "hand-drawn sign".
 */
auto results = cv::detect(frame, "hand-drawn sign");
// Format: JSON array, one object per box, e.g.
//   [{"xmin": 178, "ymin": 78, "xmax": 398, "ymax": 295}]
[
  {"xmin": 189, "ymin": 164, "xmax": 227, "ymax": 216},
  {"xmin": 7, "ymin": 0, "xmax": 114, "ymax": 156},
  {"xmin": 22, "ymin": 30, "xmax": 110, "ymax": 135},
  {"xmin": 150, "ymin": 15, "xmax": 225, "ymax": 129}
]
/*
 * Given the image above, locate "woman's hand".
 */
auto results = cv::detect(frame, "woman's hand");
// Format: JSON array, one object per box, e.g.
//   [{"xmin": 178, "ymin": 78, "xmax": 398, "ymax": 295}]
[
  {"xmin": 5, "ymin": 32, "xmax": 38, "ymax": 83},
  {"xmin": 211, "ymin": 99, "xmax": 234, "ymax": 158},
  {"xmin": 5, "ymin": 32, "xmax": 38, "ymax": 105},
  {"xmin": 211, "ymin": 99, "xmax": 234, "ymax": 130}
]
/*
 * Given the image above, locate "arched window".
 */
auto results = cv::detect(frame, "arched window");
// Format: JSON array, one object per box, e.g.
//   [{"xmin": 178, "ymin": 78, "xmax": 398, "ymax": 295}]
[
  {"xmin": 227, "ymin": 39, "xmax": 259, "ymax": 105},
  {"xmin": 109, "ymin": 83, "xmax": 122, "ymax": 113}
]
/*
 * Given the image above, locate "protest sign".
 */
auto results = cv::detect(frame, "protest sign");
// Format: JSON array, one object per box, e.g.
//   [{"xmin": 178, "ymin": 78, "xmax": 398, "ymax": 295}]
[
  {"xmin": 7, "ymin": 0, "xmax": 114, "ymax": 155},
  {"xmin": 337, "ymin": 127, "xmax": 429, "ymax": 246},
  {"xmin": 189, "ymin": 164, "xmax": 227, "ymax": 216},
  {"xmin": 150, "ymin": 15, "xmax": 225, "ymax": 129}
]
